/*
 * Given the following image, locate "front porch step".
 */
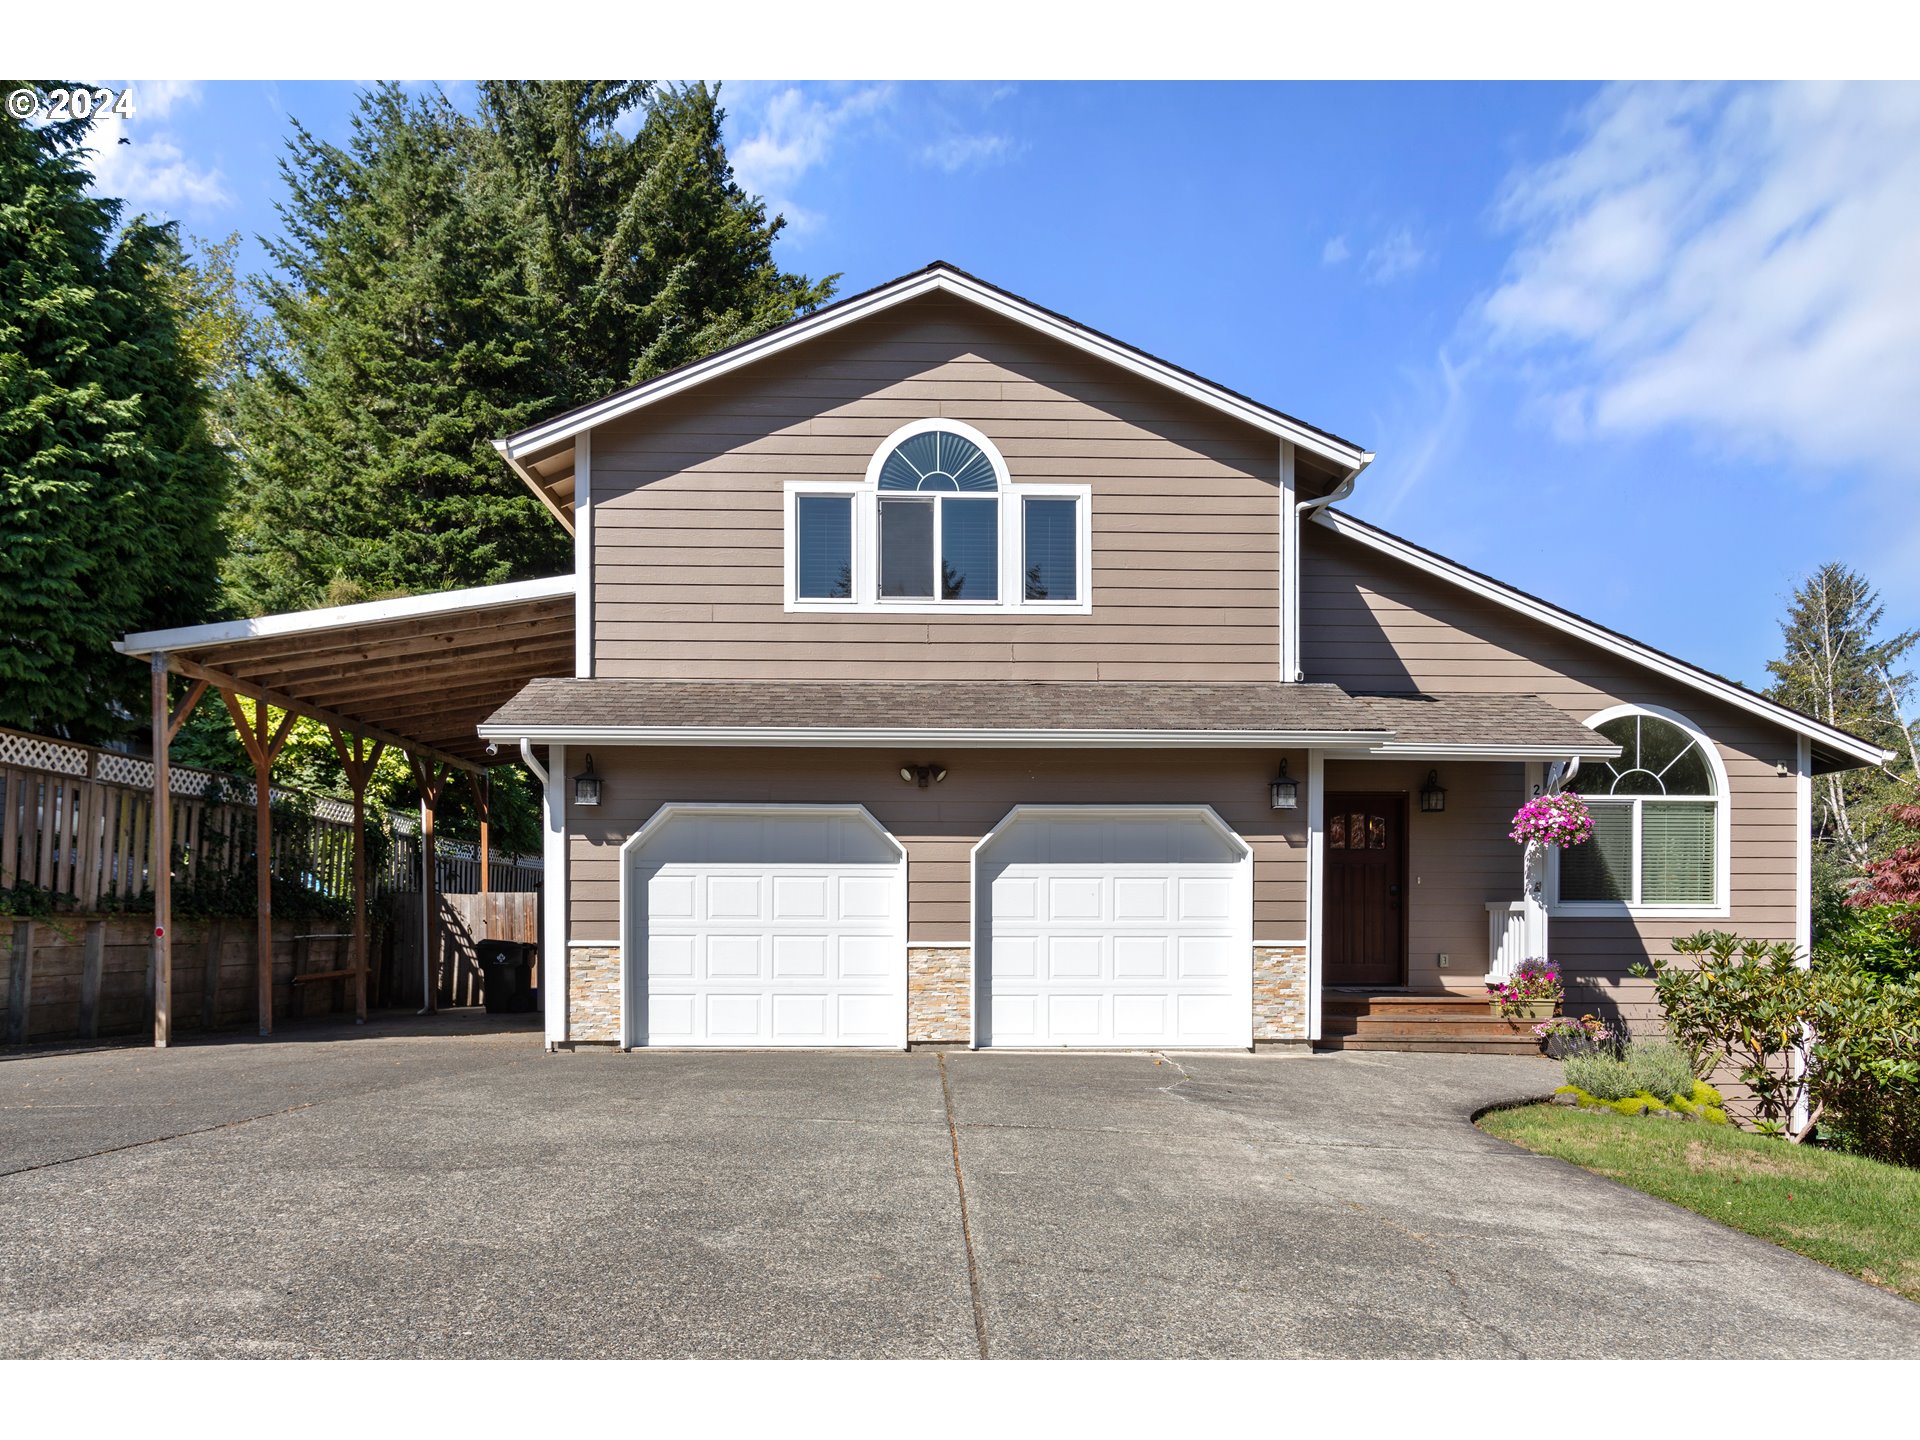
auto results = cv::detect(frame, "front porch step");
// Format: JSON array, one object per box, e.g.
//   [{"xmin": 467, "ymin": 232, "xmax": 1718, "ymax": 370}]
[
  {"xmin": 1316, "ymin": 1034, "xmax": 1544, "ymax": 1055},
  {"xmin": 1317, "ymin": 989, "xmax": 1545, "ymax": 1056}
]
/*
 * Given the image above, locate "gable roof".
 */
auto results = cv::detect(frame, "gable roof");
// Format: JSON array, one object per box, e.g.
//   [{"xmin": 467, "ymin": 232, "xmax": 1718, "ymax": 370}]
[
  {"xmin": 1311, "ymin": 507, "xmax": 1892, "ymax": 774},
  {"xmin": 494, "ymin": 261, "xmax": 1373, "ymax": 532}
]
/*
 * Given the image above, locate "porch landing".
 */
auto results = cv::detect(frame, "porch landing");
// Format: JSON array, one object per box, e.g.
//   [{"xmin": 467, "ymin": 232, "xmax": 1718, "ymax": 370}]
[{"xmin": 1318, "ymin": 989, "xmax": 1540, "ymax": 1055}]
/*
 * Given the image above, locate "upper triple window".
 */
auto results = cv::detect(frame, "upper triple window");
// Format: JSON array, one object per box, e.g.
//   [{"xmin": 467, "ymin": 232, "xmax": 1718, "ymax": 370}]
[{"xmin": 786, "ymin": 420, "xmax": 1090, "ymax": 613}]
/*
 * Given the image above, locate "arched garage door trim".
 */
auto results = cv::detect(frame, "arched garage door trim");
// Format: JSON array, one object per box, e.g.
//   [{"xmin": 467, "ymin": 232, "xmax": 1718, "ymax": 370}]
[
  {"xmin": 619, "ymin": 803, "xmax": 908, "ymax": 1049},
  {"xmin": 969, "ymin": 805, "xmax": 1254, "ymax": 1050}
]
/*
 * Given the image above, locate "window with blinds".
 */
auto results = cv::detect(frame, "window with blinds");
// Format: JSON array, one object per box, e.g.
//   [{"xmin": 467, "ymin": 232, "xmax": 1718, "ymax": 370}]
[{"xmin": 1558, "ymin": 709, "xmax": 1722, "ymax": 908}]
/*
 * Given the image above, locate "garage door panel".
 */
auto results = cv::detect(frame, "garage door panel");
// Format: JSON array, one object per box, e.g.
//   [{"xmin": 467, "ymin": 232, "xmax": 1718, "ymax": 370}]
[
  {"xmin": 1113, "ymin": 935, "xmax": 1169, "ymax": 978},
  {"xmin": 979, "ymin": 812, "xmax": 1248, "ymax": 1049},
  {"xmin": 772, "ymin": 934, "xmax": 827, "ymax": 978},
  {"xmin": 1113, "ymin": 877, "xmax": 1169, "ymax": 920},
  {"xmin": 705, "ymin": 993, "xmax": 762, "ymax": 1038},
  {"xmin": 1046, "ymin": 935, "xmax": 1104, "ymax": 979},
  {"xmin": 630, "ymin": 810, "xmax": 904, "ymax": 1048},
  {"xmin": 707, "ymin": 874, "xmax": 764, "ymax": 921},
  {"xmin": 1046, "ymin": 877, "xmax": 1103, "ymax": 921},
  {"xmin": 649, "ymin": 874, "xmax": 697, "ymax": 920},
  {"xmin": 650, "ymin": 934, "xmax": 697, "ymax": 978},
  {"xmin": 772, "ymin": 874, "xmax": 828, "ymax": 920},
  {"xmin": 706, "ymin": 934, "xmax": 764, "ymax": 978}
]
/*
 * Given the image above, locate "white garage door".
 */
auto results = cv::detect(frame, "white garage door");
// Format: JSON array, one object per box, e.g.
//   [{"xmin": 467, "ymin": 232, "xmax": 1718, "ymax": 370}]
[
  {"xmin": 626, "ymin": 807, "xmax": 905, "ymax": 1048},
  {"xmin": 977, "ymin": 809, "xmax": 1251, "ymax": 1048}
]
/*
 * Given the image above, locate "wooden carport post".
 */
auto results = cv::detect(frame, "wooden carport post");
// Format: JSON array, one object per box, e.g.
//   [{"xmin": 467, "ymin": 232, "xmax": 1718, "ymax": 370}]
[
  {"xmin": 330, "ymin": 730, "xmax": 385, "ymax": 1024},
  {"xmin": 148, "ymin": 657, "xmax": 207, "ymax": 1048},
  {"xmin": 412, "ymin": 756, "xmax": 447, "ymax": 1014},
  {"xmin": 222, "ymin": 691, "xmax": 294, "ymax": 1036},
  {"xmin": 469, "ymin": 770, "xmax": 490, "ymax": 898}
]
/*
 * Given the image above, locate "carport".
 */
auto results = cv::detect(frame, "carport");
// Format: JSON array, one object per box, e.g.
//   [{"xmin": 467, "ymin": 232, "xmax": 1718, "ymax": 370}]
[{"xmin": 114, "ymin": 576, "xmax": 574, "ymax": 1047}]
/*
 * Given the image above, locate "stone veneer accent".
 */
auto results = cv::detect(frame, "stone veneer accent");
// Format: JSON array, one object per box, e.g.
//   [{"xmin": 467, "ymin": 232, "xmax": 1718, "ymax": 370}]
[
  {"xmin": 567, "ymin": 946, "xmax": 623, "ymax": 1044},
  {"xmin": 1252, "ymin": 944, "xmax": 1309, "ymax": 1043},
  {"xmin": 908, "ymin": 944, "xmax": 971, "ymax": 1045}
]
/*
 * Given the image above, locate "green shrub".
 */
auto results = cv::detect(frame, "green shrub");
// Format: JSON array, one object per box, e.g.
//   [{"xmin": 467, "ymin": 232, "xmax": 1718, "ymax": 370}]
[
  {"xmin": 1637, "ymin": 931, "xmax": 1920, "ymax": 1167},
  {"xmin": 1562, "ymin": 1040, "xmax": 1695, "ymax": 1104},
  {"xmin": 1554, "ymin": 1080, "xmax": 1729, "ymax": 1124}
]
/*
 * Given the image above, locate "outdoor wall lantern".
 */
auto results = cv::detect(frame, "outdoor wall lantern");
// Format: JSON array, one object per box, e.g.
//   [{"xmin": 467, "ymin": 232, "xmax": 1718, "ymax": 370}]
[
  {"xmin": 1420, "ymin": 769, "xmax": 1447, "ymax": 813},
  {"xmin": 1269, "ymin": 760, "xmax": 1299, "ymax": 811},
  {"xmin": 899, "ymin": 764, "xmax": 949, "ymax": 788},
  {"xmin": 573, "ymin": 753, "xmax": 602, "ymax": 807}
]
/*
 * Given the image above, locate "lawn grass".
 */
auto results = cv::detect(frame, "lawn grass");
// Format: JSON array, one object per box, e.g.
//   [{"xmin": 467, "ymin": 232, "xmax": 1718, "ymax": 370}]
[{"xmin": 1479, "ymin": 1103, "xmax": 1920, "ymax": 1305}]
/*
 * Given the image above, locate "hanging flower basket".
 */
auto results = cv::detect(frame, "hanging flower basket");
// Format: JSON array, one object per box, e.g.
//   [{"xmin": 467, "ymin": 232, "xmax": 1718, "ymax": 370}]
[{"xmin": 1509, "ymin": 791, "xmax": 1595, "ymax": 850}]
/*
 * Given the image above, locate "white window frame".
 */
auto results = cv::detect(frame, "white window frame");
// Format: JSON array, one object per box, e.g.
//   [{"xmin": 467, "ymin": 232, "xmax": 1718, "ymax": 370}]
[
  {"xmin": 1548, "ymin": 702, "xmax": 1731, "ymax": 920},
  {"xmin": 782, "ymin": 418, "xmax": 1093, "ymax": 615}
]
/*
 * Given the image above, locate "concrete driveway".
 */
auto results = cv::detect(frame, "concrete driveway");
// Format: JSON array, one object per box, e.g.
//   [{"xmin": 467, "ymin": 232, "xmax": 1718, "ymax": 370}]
[{"xmin": 1, "ymin": 1017, "xmax": 1914, "ymax": 1358}]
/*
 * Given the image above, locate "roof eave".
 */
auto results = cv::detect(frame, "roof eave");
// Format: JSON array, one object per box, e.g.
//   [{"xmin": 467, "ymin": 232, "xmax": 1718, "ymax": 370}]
[
  {"xmin": 475, "ymin": 723, "xmax": 1396, "ymax": 749},
  {"xmin": 496, "ymin": 265, "xmax": 1371, "ymax": 474}
]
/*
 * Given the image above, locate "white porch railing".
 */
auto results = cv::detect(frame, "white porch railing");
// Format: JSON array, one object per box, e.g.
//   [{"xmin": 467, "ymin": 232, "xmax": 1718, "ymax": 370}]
[{"xmin": 1486, "ymin": 901, "xmax": 1530, "ymax": 983}]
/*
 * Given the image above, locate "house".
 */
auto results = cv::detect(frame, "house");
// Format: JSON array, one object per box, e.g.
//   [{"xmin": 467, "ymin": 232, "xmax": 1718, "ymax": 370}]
[{"xmin": 120, "ymin": 262, "xmax": 1890, "ymax": 1052}]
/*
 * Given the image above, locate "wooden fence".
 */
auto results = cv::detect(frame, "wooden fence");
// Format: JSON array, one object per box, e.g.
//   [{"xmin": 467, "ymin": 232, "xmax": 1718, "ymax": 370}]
[
  {"xmin": 0, "ymin": 725, "xmax": 540, "ymax": 911},
  {"xmin": 386, "ymin": 892, "xmax": 541, "ymax": 1009}
]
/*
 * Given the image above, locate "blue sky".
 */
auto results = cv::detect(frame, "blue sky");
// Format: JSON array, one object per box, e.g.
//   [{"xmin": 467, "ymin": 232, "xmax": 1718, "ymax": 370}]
[{"xmin": 83, "ymin": 80, "xmax": 1920, "ymax": 698}]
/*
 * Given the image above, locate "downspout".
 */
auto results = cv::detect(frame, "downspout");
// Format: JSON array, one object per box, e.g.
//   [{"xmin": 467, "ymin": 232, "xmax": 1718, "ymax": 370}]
[
  {"xmin": 1290, "ymin": 454, "xmax": 1373, "ymax": 681},
  {"xmin": 520, "ymin": 737, "xmax": 549, "ymax": 787}
]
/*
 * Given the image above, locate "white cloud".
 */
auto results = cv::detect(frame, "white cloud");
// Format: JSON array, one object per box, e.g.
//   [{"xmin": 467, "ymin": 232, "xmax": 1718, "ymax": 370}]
[
  {"xmin": 728, "ymin": 82, "xmax": 892, "ymax": 230},
  {"xmin": 81, "ymin": 79, "xmax": 230, "ymax": 213},
  {"xmin": 1481, "ymin": 81, "xmax": 1920, "ymax": 475},
  {"xmin": 917, "ymin": 131, "xmax": 1015, "ymax": 173},
  {"xmin": 1362, "ymin": 226, "xmax": 1428, "ymax": 284},
  {"xmin": 1321, "ymin": 234, "xmax": 1350, "ymax": 265}
]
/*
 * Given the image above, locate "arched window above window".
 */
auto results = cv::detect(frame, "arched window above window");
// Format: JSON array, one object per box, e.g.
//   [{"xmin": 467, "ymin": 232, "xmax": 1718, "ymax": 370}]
[
  {"xmin": 1555, "ymin": 706, "xmax": 1727, "ymax": 912},
  {"xmin": 876, "ymin": 429, "xmax": 999, "ymax": 492}
]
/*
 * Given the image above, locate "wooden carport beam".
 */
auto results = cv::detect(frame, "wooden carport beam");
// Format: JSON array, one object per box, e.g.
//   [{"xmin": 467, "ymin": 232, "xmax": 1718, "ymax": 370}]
[
  {"xmin": 164, "ymin": 654, "xmax": 482, "ymax": 777},
  {"xmin": 412, "ymin": 756, "xmax": 449, "ymax": 1015},
  {"xmin": 329, "ymin": 729, "xmax": 385, "ymax": 1024},
  {"xmin": 148, "ymin": 660, "xmax": 209, "ymax": 1048},
  {"xmin": 468, "ymin": 770, "xmax": 491, "ymax": 898},
  {"xmin": 222, "ymin": 689, "xmax": 295, "ymax": 1036}
]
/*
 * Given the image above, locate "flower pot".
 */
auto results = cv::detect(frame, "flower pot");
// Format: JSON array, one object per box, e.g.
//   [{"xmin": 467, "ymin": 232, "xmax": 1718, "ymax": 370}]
[{"xmin": 1543, "ymin": 1032, "xmax": 1594, "ymax": 1059}]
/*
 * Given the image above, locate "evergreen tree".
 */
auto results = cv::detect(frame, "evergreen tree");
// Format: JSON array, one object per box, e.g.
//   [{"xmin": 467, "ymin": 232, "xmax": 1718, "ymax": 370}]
[
  {"xmin": 0, "ymin": 92, "xmax": 230, "ymax": 738},
  {"xmin": 1767, "ymin": 563, "xmax": 1919, "ymax": 893},
  {"xmin": 223, "ymin": 81, "xmax": 831, "ymax": 614}
]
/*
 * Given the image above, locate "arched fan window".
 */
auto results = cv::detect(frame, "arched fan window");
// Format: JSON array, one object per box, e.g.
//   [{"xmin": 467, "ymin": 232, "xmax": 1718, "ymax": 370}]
[
  {"xmin": 876, "ymin": 429, "xmax": 1002, "ymax": 600},
  {"xmin": 1557, "ymin": 708, "xmax": 1724, "ymax": 908}
]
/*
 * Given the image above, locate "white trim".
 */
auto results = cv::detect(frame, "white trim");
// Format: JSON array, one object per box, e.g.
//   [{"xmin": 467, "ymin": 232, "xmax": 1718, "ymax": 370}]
[
  {"xmin": 116, "ymin": 574, "xmax": 576, "ymax": 656},
  {"xmin": 1310, "ymin": 508, "xmax": 1893, "ymax": 769},
  {"xmin": 1305, "ymin": 750, "xmax": 1326, "ymax": 1043},
  {"xmin": 781, "ymin": 462, "xmax": 1093, "ymax": 617},
  {"xmin": 478, "ymin": 724, "xmax": 1394, "ymax": 749},
  {"xmin": 542, "ymin": 744, "xmax": 567, "ymax": 1048},
  {"xmin": 1547, "ymin": 703, "xmax": 1732, "ymax": 920},
  {"xmin": 615, "ymin": 803, "xmax": 909, "ymax": 1051},
  {"xmin": 498, "ymin": 267, "xmax": 1371, "ymax": 472},
  {"xmin": 1277, "ymin": 440, "xmax": 1298, "ymax": 683},
  {"xmin": 907, "ymin": 939, "xmax": 973, "ymax": 948},
  {"xmin": 967, "ymin": 804, "xmax": 1255, "ymax": 1051},
  {"xmin": 574, "ymin": 430, "xmax": 593, "ymax": 678},
  {"xmin": 1795, "ymin": 734, "xmax": 1813, "ymax": 961},
  {"xmin": 1253, "ymin": 937, "xmax": 1309, "ymax": 948},
  {"xmin": 1360, "ymin": 742, "xmax": 1622, "ymax": 760}
]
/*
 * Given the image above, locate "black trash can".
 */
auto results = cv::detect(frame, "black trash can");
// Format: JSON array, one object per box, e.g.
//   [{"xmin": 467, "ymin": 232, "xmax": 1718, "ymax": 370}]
[{"xmin": 480, "ymin": 940, "xmax": 537, "ymax": 1014}]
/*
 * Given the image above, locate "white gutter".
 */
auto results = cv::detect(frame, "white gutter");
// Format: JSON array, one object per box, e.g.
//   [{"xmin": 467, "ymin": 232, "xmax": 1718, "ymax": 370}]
[
  {"xmin": 476, "ymin": 725, "xmax": 1397, "ymax": 750},
  {"xmin": 519, "ymin": 738, "xmax": 549, "ymax": 785}
]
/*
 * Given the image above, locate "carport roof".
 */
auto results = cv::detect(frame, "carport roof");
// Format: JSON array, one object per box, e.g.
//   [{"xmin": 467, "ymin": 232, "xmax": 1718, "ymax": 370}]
[
  {"xmin": 117, "ymin": 576, "xmax": 576, "ymax": 770},
  {"xmin": 480, "ymin": 678, "xmax": 1622, "ymax": 758}
]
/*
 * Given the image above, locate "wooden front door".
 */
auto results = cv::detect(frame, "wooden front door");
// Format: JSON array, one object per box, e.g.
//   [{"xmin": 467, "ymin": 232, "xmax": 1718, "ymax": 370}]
[{"xmin": 1324, "ymin": 792, "xmax": 1407, "ymax": 987}]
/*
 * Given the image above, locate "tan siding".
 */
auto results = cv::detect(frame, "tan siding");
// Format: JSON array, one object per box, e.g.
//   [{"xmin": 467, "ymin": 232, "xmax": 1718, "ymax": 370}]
[
  {"xmin": 1303, "ymin": 524, "xmax": 1802, "ymax": 1022},
  {"xmin": 566, "ymin": 747, "xmax": 1307, "ymax": 944},
  {"xmin": 590, "ymin": 296, "xmax": 1282, "ymax": 682}
]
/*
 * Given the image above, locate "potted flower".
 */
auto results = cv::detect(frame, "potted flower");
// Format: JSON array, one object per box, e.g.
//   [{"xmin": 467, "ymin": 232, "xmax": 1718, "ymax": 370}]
[
  {"xmin": 1509, "ymin": 790, "xmax": 1595, "ymax": 851},
  {"xmin": 1532, "ymin": 1013, "xmax": 1614, "ymax": 1058},
  {"xmin": 1487, "ymin": 957, "xmax": 1562, "ymax": 1022}
]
